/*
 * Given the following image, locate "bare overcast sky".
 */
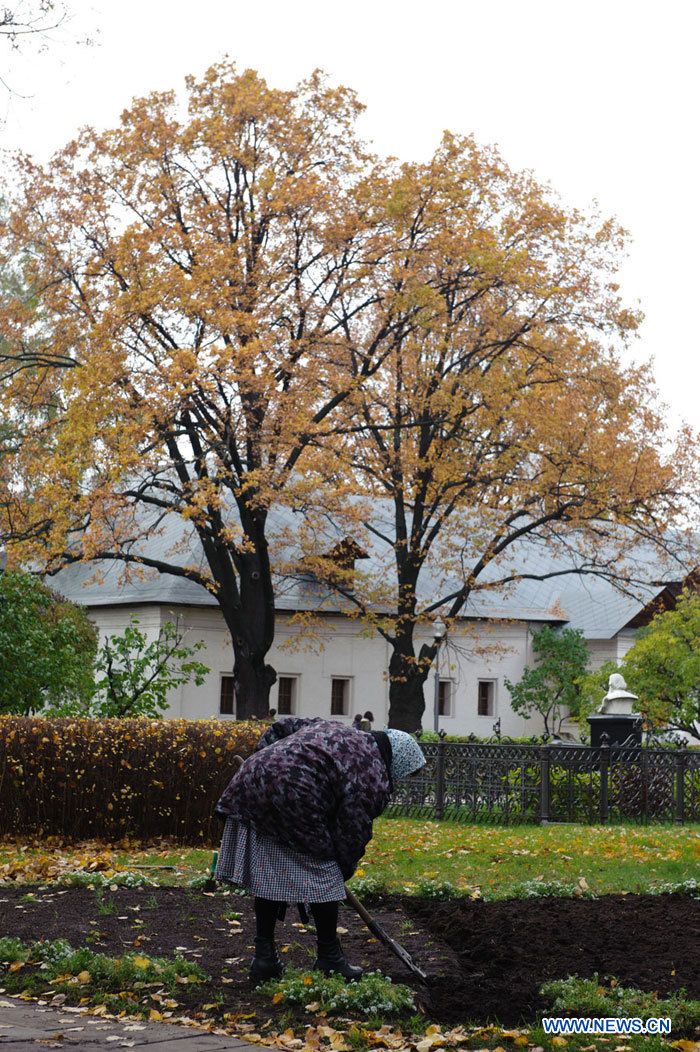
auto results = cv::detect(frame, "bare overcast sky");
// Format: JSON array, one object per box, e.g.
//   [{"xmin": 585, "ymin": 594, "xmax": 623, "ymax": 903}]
[{"xmin": 3, "ymin": 0, "xmax": 698, "ymax": 430}]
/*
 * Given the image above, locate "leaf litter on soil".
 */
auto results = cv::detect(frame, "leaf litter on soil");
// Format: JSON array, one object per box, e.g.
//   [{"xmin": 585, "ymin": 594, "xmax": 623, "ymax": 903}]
[{"xmin": 0, "ymin": 885, "xmax": 698, "ymax": 1031}]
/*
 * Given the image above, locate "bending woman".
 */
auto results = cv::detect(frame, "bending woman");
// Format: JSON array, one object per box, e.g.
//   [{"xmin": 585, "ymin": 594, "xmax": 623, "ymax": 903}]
[{"xmin": 215, "ymin": 717, "xmax": 425, "ymax": 983}]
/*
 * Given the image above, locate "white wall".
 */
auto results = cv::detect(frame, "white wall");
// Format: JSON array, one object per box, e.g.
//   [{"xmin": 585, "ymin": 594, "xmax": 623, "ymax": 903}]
[
  {"xmin": 85, "ymin": 604, "xmax": 645, "ymax": 736},
  {"xmin": 85, "ymin": 604, "xmax": 548, "ymax": 736},
  {"xmin": 586, "ymin": 630, "xmax": 639, "ymax": 671},
  {"xmin": 87, "ymin": 605, "xmax": 163, "ymax": 648},
  {"xmin": 615, "ymin": 630, "xmax": 638, "ymax": 661},
  {"xmin": 586, "ymin": 639, "xmax": 619, "ymax": 670}
]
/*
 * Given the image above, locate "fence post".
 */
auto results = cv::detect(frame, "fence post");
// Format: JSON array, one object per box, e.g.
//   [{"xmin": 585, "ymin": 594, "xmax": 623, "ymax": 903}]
[
  {"xmin": 640, "ymin": 747, "xmax": 648, "ymax": 822},
  {"xmin": 599, "ymin": 734, "xmax": 610, "ymax": 825},
  {"xmin": 675, "ymin": 750, "xmax": 686, "ymax": 825},
  {"xmin": 539, "ymin": 744, "xmax": 551, "ymax": 824},
  {"xmin": 434, "ymin": 730, "xmax": 446, "ymax": 820}
]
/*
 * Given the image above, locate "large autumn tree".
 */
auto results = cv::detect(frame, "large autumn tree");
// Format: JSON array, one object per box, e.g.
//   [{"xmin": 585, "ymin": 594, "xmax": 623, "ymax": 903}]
[
  {"xmin": 0, "ymin": 62, "xmax": 393, "ymax": 716},
  {"xmin": 292, "ymin": 135, "xmax": 698, "ymax": 729},
  {"xmin": 1, "ymin": 68, "xmax": 697, "ymax": 726}
]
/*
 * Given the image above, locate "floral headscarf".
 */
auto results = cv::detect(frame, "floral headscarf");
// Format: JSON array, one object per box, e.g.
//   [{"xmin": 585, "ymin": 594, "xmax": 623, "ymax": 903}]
[{"xmin": 384, "ymin": 729, "xmax": 426, "ymax": 782}]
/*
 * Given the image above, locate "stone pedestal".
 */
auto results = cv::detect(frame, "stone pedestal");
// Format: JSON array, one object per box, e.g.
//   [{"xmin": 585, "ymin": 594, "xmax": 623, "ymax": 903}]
[{"xmin": 587, "ymin": 712, "xmax": 643, "ymax": 747}]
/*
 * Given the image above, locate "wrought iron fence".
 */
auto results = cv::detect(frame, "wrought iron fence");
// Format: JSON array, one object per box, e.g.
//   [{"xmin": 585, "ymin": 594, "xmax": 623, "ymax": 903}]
[{"xmin": 387, "ymin": 738, "xmax": 700, "ymax": 824}]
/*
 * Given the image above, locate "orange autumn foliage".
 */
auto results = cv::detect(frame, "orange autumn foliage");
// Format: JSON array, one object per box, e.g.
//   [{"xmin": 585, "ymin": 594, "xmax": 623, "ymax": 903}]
[
  {"xmin": 0, "ymin": 62, "xmax": 379, "ymax": 715},
  {"xmin": 0, "ymin": 62, "xmax": 697, "ymax": 728}
]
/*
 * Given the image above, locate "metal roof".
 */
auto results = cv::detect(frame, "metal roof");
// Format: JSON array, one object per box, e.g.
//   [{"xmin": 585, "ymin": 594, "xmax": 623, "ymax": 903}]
[{"xmin": 48, "ymin": 502, "xmax": 683, "ymax": 640}]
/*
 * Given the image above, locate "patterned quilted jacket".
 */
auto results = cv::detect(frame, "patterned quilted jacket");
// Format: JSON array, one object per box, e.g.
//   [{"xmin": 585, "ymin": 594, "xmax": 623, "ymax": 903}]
[{"xmin": 215, "ymin": 718, "xmax": 392, "ymax": 880}]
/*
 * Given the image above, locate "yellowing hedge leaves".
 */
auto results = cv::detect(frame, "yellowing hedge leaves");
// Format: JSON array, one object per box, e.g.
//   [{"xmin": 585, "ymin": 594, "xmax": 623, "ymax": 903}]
[{"xmin": 0, "ymin": 716, "xmax": 261, "ymax": 842}]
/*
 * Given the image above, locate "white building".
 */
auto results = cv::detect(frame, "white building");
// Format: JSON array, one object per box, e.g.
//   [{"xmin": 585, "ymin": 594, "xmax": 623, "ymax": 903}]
[{"xmin": 50, "ymin": 520, "xmax": 688, "ymax": 736}]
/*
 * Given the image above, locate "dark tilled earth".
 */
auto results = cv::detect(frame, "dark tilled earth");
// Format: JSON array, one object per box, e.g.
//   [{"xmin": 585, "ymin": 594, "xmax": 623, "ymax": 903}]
[{"xmin": 0, "ymin": 886, "xmax": 698, "ymax": 1026}]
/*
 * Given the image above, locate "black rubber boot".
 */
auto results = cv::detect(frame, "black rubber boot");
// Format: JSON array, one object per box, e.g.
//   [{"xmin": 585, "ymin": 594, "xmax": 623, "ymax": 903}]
[
  {"xmin": 250, "ymin": 937, "xmax": 284, "ymax": 983},
  {"xmin": 313, "ymin": 938, "xmax": 363, "ymax": 980}
]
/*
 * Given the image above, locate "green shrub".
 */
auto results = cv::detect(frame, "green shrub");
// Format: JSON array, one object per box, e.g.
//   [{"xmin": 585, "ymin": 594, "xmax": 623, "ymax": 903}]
[
  {"xmin": 0, "ymin": 936, "xmax": 28, "ymax": 962},
  {"xmin": 508, "ymin": 878, "xmax": 596, "ymax": 899},
  {"xmin": 541, "ymin": 975, "xmax": 700, "ymax": 1033},
  {"xmin": 0, "ymin": 938, "xmax": 208, "ymax": 998},
  {"xmin": 260, "ymin": 968, "xmax": 414, "ymax": 1017},
  {"xmin": 413, "ymin": 879, "xmax": 460, "ymax": 900},
  {"xmin": 56, "ymin": 870, "xmax": 156, "ymax": 889},
  {"xmin": 0, "ymin": 571, "xmax": 97, "ymax": 716},
  {"xmin": 346, "ymin": 875, "xmax": 391, "ymax": 901},
  {"xmin": 417, "ymin": 731, "xmax": 546, "ymax": 744},
  {"xmin": 650, "ymin": 877, "xmax": 700, "ymax": 898}
]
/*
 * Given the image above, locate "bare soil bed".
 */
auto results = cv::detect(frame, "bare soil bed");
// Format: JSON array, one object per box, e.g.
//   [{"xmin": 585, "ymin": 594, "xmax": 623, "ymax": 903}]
[{"xmin": 0, "ymin": 886, "xmax": 698, "ymax": 1026}]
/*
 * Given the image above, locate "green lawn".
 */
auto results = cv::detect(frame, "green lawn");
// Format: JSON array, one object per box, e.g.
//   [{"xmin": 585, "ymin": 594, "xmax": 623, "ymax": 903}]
[
  {"xmin": 361, "ymin": 818, "xmax": 700, "ymax": 897},
  {"xmin": 2, "ymin": 817, "xmax": 699, "ymax": 897}
]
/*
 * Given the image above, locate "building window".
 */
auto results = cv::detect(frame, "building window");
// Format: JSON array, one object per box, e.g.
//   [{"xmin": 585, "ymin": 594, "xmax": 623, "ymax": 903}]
[
  {"xmin": 220, "ymin": 675, "xmax": 235, "ymax": 716},
  {"xmin": 331, "ymin": 677, "xmax": 350, "ymax": 716},
  {"xmin": 438, "ymin": 679, "xmax": 453, "ymax": 717},
  {"xmin": 277, "ymin": 676, "xmax": 297, "ymax": 716},
  {"xmin": 477, "ymin": 680, "xmax": 495, "ymax": 717}
]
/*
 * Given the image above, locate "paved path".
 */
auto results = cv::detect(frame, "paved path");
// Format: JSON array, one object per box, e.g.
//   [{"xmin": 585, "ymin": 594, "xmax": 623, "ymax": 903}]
[{"xmin": 0, "ymin": 996, "xmax": 255, "ymax": 1051}]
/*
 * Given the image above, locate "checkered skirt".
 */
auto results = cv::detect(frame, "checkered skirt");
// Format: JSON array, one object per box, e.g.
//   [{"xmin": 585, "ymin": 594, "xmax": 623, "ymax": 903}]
[{"xmin": 216, "ymin": 817, "xmax": 346, "ymax": 903}]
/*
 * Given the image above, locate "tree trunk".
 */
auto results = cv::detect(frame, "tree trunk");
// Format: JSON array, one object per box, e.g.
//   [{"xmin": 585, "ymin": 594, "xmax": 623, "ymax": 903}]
[
  {"xmin": 387, "ymin": 634, "xmax": 433, "ymax": 731},
  {"xmin": 217, "ymin": 508, "xmax": 277, "ymax": 720},
  {"xmin": 232, "ymin": 649, "xmax": 277, "ymax": 719}
]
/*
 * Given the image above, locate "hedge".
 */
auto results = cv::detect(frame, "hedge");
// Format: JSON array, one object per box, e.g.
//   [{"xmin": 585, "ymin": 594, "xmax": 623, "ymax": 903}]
[{"xmin": 0, "ymin": 716, "xmax": 262, "ymax": 842}]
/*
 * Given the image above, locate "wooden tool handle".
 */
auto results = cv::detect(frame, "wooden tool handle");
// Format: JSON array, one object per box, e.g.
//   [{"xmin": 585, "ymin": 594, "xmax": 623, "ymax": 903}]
[
  {"xmin": 345, "ymin": 888, "xmax": 388, "ymax": 943},
  {"xmin": 344, "ymin": 887, "xmax": 375, "ymax": 926}
]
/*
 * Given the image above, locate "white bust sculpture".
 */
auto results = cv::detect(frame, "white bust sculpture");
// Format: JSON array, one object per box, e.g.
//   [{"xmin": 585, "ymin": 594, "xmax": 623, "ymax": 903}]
[{"xmin": 598, "ymin": 672, "xmax": 639, "ymax": 715}]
